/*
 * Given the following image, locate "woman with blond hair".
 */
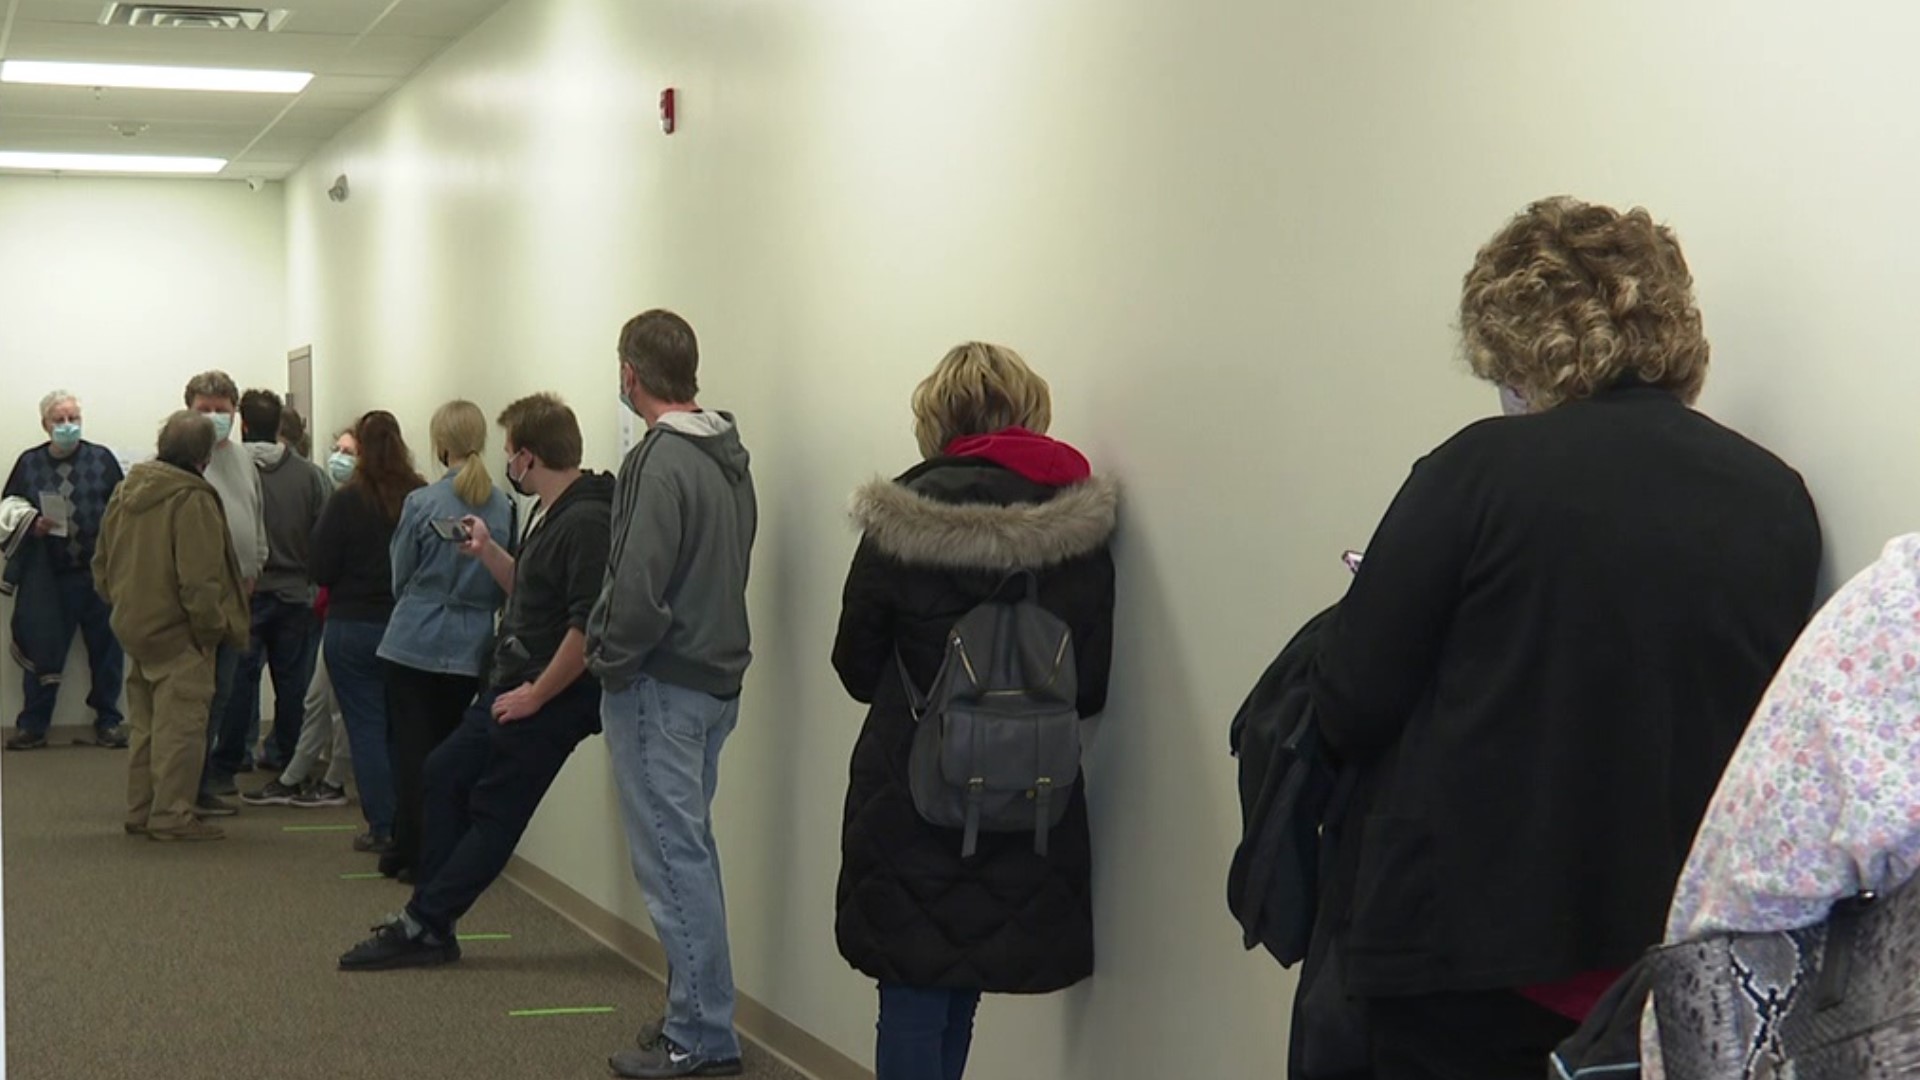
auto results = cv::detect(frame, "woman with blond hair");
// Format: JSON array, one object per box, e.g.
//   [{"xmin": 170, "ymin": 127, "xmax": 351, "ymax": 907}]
[
  {"xmin": 832, "ymin": 343, "xmax": 1117, "ymax": 1080},
  {"xmin": 1302, "ymin": 198, "xmax": 1823, "ymax": 1079},
  {"xmin": 374, "ymin": 401, "xmax": 514, "ymax": 879}
]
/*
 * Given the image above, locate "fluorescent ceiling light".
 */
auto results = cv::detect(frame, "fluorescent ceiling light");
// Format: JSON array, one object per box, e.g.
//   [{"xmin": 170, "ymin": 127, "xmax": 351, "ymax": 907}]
[
  {"xmin": 0, "ymin": 152, "xmax": 227, "ymax": 174},
  {"xmin": 0, "ymin": 60, "xmax": 311, "ymax": 94}
]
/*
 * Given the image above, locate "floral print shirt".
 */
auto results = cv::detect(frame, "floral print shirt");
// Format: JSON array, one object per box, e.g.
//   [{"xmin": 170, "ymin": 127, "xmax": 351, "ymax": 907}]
[{"xmin": 1665, "ymin": 533, "xmax": 1920, "ymax": 942}]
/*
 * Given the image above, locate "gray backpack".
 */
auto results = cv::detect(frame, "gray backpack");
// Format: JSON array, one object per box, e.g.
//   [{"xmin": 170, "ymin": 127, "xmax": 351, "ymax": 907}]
[{"xmin": 899, "ymin": 571, "xmax": 1081, "ymax": 859}]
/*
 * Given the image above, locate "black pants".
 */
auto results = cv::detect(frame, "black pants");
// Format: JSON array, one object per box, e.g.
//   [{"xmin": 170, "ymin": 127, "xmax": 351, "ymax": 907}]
[
  {"xmin": 406, "ymin": 680, "xmax": 600, "ymax": 938},
  {"xmin": 383, "ymin": 665, "xmax": 479, "ymax": 873},
  {"xmin": 1368, "ymin": 991, "xmax": 1577, "ymax": 1080}
]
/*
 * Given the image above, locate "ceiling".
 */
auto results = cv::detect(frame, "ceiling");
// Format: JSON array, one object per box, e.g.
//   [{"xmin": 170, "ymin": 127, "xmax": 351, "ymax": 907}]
[{"xmin": 0, "ymin": 0, "xmax": 512, "ymax": 179}]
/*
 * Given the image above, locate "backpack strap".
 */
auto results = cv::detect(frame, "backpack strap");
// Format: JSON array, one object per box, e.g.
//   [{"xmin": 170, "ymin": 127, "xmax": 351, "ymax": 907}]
[{"xmin": 895, "ymin": 648, "xmax": 931, "ymax": 719}]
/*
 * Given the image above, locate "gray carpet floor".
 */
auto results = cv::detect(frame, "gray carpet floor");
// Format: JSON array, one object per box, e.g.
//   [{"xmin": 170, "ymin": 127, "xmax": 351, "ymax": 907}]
[{"xmin": 3, "ymin": 736, "xmax": 805, "ymax": 1080}]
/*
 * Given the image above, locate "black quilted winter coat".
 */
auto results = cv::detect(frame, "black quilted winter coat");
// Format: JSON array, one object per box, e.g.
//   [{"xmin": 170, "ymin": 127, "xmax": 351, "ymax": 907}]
[{"xmin": 832, "ymin": 449, "xmax": 1117, "ymax": 993}]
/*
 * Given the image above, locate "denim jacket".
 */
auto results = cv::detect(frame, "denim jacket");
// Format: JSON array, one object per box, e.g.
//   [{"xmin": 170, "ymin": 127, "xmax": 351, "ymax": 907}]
[{"xmin": 376, "ymin": 474, "xmax": 516, "ymax": 676}]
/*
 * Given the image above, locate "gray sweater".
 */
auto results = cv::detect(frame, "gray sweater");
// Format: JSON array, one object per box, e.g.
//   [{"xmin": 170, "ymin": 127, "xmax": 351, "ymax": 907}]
[
  {"xmin": 586, "ymin": 411, "xmax": 757, "ymax": 697},
  {"xmin": 250, "ymin": 443, "xmax": 329, "ymax": 605},
  {"xmin": 205, "ymin": 438, "xmax": 268, "ymax": 581}
]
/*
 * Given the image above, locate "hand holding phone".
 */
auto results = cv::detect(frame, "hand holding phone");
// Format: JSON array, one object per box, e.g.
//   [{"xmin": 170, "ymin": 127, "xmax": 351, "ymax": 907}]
[{"xmin": 455, "ymin": 515, "xmax": 492, "ymax": 557}]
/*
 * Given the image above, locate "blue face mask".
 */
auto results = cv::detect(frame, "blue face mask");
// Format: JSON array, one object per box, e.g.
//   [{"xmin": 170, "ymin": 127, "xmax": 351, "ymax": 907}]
[
  {"xmin": 327, "ymin": 451, "xmax": 356, "ymax": 484},
  {"xmin": 205, "ymin": 410, "xmax": 235, "ymax": 443},
  {"xmin": 1498, "ymin": 386, "xmax": 1530, "ymax": 417},
  {"xmin": 50, "ymin": 422, "xmax": 81, "ymax": 451}
]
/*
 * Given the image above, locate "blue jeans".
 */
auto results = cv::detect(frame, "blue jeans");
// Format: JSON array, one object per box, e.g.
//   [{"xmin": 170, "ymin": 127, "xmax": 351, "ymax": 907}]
[
  {"xmin": 198, "ymin": 644, "xmax": 242, "ymax": 797},
  {"xmin": 216, "ymin": 595, "xmax": 317, "ymax": 775},
  {"xmin": 324, "ymin": 618, "xmax": 394, "ymax": 835},
  {"xmin": 877, "ymin": 985, "xmax": 982, "ymax": 1080},
  {"xmin": 602, "ymin": 676, "xmax": 741, "ymax": 1061},
  {"xmin": 15, "ymin": 569, "xmax": 123, "ymax": 736}
]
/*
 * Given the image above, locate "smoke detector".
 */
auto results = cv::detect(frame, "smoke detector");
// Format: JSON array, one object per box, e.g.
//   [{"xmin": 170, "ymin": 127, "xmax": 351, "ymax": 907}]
[{"xmin": 99, "ymin": 4, "xmax": 290, "ymax": 31}]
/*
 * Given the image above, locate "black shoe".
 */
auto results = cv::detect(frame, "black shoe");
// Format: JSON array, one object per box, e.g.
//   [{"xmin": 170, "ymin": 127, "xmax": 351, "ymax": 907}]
[
  {"xmin": 241, "ymin": 779, "xmax": 301, "ymax": 806},
  {"xmin": 338, "ymin": 920, "xmax": 460, "ymax": 971},
  {"xmin": 194, "ymin": 793, "xmax": 239, "ymax": 817},
  {"xmin": 290, "ymin": 781, "xmax": 349, "ymax": 808},
  {"xmin": 353, "ymin": 831, "xmax": 394, "ymax": 854},
  {"xmin": 204, "ymin": 773, "xmax": 240, "ymax": 797},
  {"xmin": 91, "ymin": 725, "xmax": 129, "ymax": 748},
  {"xmin": 610, "ymin": 1034, "xmax": 744, "ymax": 1078},
  {"xmin": 5, "ymin": 731, "xmax": 47, "ymax": 751},
  {"xmin": 395, "ymin": 867, "xmax": 416, "ymax": 885}
]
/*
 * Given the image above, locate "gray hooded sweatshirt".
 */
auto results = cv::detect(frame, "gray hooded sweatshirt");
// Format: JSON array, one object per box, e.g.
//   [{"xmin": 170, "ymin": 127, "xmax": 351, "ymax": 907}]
[{"xmin": 586, "ymin": 411, "xmax": 757, "ymax": 697}]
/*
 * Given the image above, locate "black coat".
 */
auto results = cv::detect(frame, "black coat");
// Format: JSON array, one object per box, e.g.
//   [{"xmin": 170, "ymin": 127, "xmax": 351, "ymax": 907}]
[
  {"xmin": 1310, "ymin": 383, "xmax": 1822, "ymax": 997},
  {"xmin": 832, "ymin": 458, "xmax": 1117, "ymax": 993}
]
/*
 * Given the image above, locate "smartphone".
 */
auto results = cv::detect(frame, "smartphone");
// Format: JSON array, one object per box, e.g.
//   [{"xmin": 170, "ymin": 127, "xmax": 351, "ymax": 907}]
[
  {"xmin": 1341, "ymin": 550, "xmax": 1364, "ymax": 574},
  {"xmin": 429, "ymin": 517, "xmax": 471, "ymax": 543}
]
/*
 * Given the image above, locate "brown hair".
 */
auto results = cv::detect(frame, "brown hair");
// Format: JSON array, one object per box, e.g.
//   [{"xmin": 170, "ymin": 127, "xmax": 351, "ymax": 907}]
[
  {"xmin": 618, "ymin": 309, "xmax": 700, "ymax": 404},
  {"xmin": 910, "ymin": 342, "xmax": 1053, "ymax": 459},
  {"xmin": 183, "ymin": 370, "xmax": 240, "ymax": 409},
  {"xmin": 1460, "ymin": 196, "xmax": 1709, "ymax": 409},
  {"xmin": 346, "ymin": 410, "xmax": 425, "ymax": 523},
  {"xmin": 497, "ymin": 393, "xmax": 583, "ymax": 471},
  {"xmin": 156, "ymin": 410, "xmax": 216, "ymax": 472}
]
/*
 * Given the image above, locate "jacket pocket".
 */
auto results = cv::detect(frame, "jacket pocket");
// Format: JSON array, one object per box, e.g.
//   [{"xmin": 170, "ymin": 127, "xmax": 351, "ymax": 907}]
[{"xmin": 1345, "ymin": 815, "xmax": 1438, "ymax": 956}]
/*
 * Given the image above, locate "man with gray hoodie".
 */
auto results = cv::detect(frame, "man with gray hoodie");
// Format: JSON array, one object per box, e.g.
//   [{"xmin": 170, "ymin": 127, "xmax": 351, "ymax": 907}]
[
  {"xmin": 587, "ymin": 310, "xmax": 756, "ymax": 1080},
  {"xmin": 216, "ymin": 388, "xmax": 328, "ymax": 784}
]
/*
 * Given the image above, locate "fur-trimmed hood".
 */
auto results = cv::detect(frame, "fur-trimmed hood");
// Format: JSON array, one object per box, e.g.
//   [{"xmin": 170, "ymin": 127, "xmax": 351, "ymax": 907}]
[{"xmin": 850, "ymin": 473, "xmax": 1118, "ymax": 571}]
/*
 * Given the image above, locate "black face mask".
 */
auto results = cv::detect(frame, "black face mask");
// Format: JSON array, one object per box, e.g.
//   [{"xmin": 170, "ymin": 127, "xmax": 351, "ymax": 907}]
[{"xmin": 506, "ymin": 452, "xmax": 532, "ymax": 497}]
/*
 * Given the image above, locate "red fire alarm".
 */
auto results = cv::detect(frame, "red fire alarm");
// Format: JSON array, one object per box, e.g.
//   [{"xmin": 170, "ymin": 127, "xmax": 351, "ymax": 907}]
[{"xmin": 660, "ymin": 88, "xmax": 676, "ymax": 135}]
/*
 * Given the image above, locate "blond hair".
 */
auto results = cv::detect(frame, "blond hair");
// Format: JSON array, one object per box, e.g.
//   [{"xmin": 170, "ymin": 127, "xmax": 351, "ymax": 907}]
[
  {"xmin": 911, "ymin": 343, "xmax": 1052, "ymax": 459},
  {"xmin": 1461, "ymin": 197, "xmax": 1709, "ymax": 410},
  {"xmin": 430, "ymin": 400, "xmax": 493, "ymax": 508}
]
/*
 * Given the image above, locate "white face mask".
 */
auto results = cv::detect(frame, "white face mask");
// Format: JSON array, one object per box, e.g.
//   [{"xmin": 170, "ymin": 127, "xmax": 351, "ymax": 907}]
[{"xmin": 1498, "ymin": 386, "xmax": 1530, "ymax": 417}]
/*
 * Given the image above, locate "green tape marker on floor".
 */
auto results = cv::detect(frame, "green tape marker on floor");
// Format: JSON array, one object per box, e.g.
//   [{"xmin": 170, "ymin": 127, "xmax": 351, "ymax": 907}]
[
  {"xmin": 338, "ymin": 872, "xmax": 385, "ymax": 880},
  {"xmin": 457, "ymin": 933, "xmax": 512, "ymax": 941},
  {"xmin": 283, "ymin": 825, "xmax": 359, "ymax": 832},
  {"xmin": 508, "ymin": 1006, "xmax": 616, "ymax": 1018}
]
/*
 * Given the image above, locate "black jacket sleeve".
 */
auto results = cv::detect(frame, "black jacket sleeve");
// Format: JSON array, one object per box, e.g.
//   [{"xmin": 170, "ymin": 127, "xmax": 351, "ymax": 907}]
[
  {"xmin": 1310, "ymin": 448, "xmax": 1476, "ymax": 764},
  {"xmin": 309, "ymin": 486, "xmax": 354, "ymax": 588},
  {"xmin": 1066, "ymin": 548, "xmax": 1116, "ymax": 717},
  {"xmin": 831, "ymin": 537, "xmax": 896, "ymax": 704}
]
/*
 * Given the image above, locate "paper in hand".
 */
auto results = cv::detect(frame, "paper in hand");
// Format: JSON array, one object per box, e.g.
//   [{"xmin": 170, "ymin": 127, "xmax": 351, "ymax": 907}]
[{"xmin": 38, "ymin": 492, "xmax": 71, "ymax": 538}]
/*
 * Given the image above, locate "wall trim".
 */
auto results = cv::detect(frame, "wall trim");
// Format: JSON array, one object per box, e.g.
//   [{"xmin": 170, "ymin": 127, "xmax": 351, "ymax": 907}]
[{"xmin": 503, "ymin": 855, "xmax": 873, "ymax": 1080}]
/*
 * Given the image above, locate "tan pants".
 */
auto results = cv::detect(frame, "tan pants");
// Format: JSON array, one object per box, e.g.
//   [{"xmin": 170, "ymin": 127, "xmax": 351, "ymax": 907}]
[{"xmin": 125, "ymin": 648, "xmax": 216, "ymax": 832}]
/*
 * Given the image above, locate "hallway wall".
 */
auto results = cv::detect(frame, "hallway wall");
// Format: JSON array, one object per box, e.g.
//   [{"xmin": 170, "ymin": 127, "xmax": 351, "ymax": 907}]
[
  {"xmin": 288, "ymin": 2, "xmax": 1920, "ymax": 1075},
  {"xmin": 0, "ymin": 176, "xmax": 286, "ymax": 733}
]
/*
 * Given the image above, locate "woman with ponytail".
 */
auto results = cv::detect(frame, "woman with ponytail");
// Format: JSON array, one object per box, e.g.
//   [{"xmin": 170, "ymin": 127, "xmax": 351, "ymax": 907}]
[{"xmin": 375, "ymin": 400, "xmax": 515, "ymax": 879}]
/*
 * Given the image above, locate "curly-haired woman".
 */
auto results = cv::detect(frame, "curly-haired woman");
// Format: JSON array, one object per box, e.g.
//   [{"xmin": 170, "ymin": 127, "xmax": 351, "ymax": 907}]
[{"xmin": 1307, "ymin": 197, "xmax": 1824, "ymax": 1079}]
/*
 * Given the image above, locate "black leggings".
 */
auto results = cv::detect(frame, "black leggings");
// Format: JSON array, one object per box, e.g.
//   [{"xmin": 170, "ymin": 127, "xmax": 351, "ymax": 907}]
[{"xmin": 383, "ymin": 665, "xmax": 479, "ymax": 872}]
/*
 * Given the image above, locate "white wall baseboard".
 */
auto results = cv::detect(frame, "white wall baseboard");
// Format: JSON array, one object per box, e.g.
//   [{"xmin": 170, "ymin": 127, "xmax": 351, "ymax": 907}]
[{"xmin": 503, "ymin": 855, "xmax": 873, "ymax": 1080}]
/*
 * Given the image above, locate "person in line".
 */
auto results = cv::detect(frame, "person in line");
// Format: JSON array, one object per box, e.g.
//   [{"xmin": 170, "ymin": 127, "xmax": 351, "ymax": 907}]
[
  {"xmin": 1305, "ymin": 196, "xmax": 1823, "ymax": 1080},
  {"xmin": 587, "ymin": 311, "xmax": 756, "ymax": 1079},
  {"xmin": 93, "ymin": 411, "xmax": 249, "ymax": 842},
  {"xmin": 339, "ymin": 393, "xmax": 611, "ymax": 967},
  {"xmin": 375, "ymin": 400, "xmax": 514, "ymax": 880},
  {"xmin": 831, "ymin": 343, "xmax": 1117, "ymax": 1080},
  {"xmin": 4, "ymin": 390, "xmax": 127, "ymax": 749},
  {"xmin": 311, "ymin": 411, "xmax": 423, "ymax": 855},
  {"xmin": 280, "ymin": 405, "xmax": 313, "ymax": 463},
  {"xmin": 186, "ymin": 371, "xmax": 267, "ymax": 815},
  {"xmin": 217, "ymin": 389, "xmax": 327, "ymax": 781},
  {"xmin": 244, "ymin": 584, "xmax": 353, "ymax": 808},
  {"xmin": 326, "ymin": 428, "xmax": 359, "ymax": 486}
]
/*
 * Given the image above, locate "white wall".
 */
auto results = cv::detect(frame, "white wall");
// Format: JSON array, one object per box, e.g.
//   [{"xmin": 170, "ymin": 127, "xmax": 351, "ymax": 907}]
[
  {"xmin": 0, "ymin": 176, "xmax": 286, "ymax": 731},
  {"xmin": 286, "ymin": 2, "xmax": 1920, "ymax": 1076}
]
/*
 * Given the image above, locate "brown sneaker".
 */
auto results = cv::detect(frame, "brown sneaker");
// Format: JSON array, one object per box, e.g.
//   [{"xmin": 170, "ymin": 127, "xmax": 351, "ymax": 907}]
[
  {"xmin": 123, "ymin": 822, "xmax": 147, "ymax": 836},
  {"xmin": 148, "ymin": 820, "xmax": 225, "ymax": 842}
]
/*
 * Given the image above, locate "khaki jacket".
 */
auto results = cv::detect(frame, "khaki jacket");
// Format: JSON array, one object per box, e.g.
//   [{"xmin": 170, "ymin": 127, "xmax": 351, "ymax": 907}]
[{"xmin": 92, "ymin": 461, "xmax": 249, "ymax": 664}]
